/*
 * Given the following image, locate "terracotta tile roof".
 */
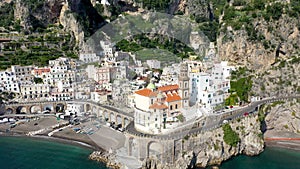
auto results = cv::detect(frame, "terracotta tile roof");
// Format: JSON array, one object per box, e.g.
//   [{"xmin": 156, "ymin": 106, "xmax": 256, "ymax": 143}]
[
  {"xmin": 158, "ymin": 84, "xmax": 179, "ymax": 92},
  {"xmin": 165, "ymin": 93, "xmax": 181, "ymax": 102},
  {"xmin": 135, "ymin": 88, "xmax": 157, "ymax": 97},
  {"xmin": 33, "ymin": 68, "xmax": 50, "ymax": 75},
  {"xmin": 149, "ymin": 103, "xmax": 168, "ymax": 109},
  {"xmin": 135, "ymin": 84, "xmax": 179, "ymax": 98}
]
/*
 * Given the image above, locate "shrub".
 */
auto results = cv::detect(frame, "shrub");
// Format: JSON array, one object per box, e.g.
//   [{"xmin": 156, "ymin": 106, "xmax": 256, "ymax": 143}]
[{"xmin": 223, "ymin": 123, "xmax": 240, "ymax": 147}]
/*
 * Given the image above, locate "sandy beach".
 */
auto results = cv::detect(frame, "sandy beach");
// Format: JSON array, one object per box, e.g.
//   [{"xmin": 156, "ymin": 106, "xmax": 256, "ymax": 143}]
[{"xmin": 264, "ymin": 130, "xmax": 300, "ymax": 151}]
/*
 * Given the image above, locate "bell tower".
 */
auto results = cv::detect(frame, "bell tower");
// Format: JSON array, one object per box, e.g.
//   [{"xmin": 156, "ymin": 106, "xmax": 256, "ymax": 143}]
[{"xmin": 178, "ymin": 63, "xmax": 190, "ymax": 108}]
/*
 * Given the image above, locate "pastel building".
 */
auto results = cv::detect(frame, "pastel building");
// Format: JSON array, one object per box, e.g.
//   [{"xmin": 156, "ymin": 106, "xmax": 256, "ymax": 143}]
[
  {"xmin": 146, "ymin": 60, "xmax": 161, "ymax": 69},
  {"xmin": 133, "ymin": 63, "xmax": 190, "ymax": 134},
  {"xmin": 79, "ymin": 53, "xmax": 99, "ymax": 63},
  {"xmin": 189, "ymin": 61, "xmax": 234, "ymax": 111},
  {"xmin": 20, "ymin": 83, "xmax": 50, "ymax": 100}
]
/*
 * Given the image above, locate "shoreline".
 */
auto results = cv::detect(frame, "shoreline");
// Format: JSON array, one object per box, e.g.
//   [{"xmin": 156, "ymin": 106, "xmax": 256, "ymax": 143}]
[
  {"xmin": 1, "ymin": 129, "xmax": 300, "ymax": 169},
  {"xmin": 0, "ymin": 131, "xmax": 103, "ymax": 151}
]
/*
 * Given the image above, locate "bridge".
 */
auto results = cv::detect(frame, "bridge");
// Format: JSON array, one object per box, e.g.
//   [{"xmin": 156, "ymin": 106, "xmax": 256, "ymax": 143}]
[{"xmin": 2, "ymin": 100, "xmax": 134, "ymax": 128}]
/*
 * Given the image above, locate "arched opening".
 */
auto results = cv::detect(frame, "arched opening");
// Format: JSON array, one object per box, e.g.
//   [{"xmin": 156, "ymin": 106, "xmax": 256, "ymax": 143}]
[
  {"xmin": 16, "ymin": 106, "xmax": 27, "ymax": 114},
  {"xmin": 30, "ymin": 105, "xmax": 41, "ymax": 114},
  {"xmin": 56, "ymin": 103, "xmax": 65, "ymax": 113},
  {"xmin": 116, "ymin": 115, "xmax": 122, "ymax": 128},
  {"xmin": 128, "ymin": 137, "xmax": 134, "ymax": 156},
  {"xmin": 147, "ymin": 141, "xmax": 163, "ymax": 160},
  {"xmin": 124, "ymin": 117, "xmax": 130, "ymax": 128},
  {"xmin": 43, "ymin": 104, "xmax": 53, "ymax": 112},
  {"xmin": 85, "ymin": 104, "xmax": 91, "ymax": 112},
  {"xmin": 104, "ymin": 111, "xmax": 109, "ymax": 121},
  {"xmin": 5, "ymin": 108, "xmax": 13, "ymax": 115},
  {"xmin": 110, "ymin": 112, "xmax": 115, "ymax": 123}
]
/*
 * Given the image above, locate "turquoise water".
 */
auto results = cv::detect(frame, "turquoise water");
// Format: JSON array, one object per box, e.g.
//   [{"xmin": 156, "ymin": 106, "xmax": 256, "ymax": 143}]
[
  {"xmin": 1, "ymin": 137, "xmax": 300, "ymax": 169},
  {"xmin": 0, "ymin": 137, "xmax": 108, "ymax": 169},
  {"xmin": 219, "ymin": 147, "xmax": 300, "ymax": 169}
]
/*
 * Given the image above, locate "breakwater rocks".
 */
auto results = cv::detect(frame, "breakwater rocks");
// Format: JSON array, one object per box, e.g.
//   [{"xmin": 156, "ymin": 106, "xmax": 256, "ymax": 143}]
[
  {"xmin": 142, "ymin": 114, "xmax": 264, "ymax": 169},
  {"xmin": 89, "ymin": 151, "xmax": 121, "ymax": 169}
]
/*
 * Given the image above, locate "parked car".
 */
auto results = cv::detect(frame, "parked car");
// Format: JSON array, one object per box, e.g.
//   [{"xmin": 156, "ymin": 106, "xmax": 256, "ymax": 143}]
[{"xmin": 244, "ymin": 112, "xmax": 249, "ymax": 116}]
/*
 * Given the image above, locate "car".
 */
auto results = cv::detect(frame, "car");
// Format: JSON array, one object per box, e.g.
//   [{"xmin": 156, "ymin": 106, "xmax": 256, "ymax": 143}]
[
  {"xmin": 223, "ymin": 120, "xmax": 229, "ymax": 124},
  {"xmin": 230, "ymin": 106, "xmax": 233, "ymax": 108},
  {"xmin": 118, "ymin": 128, "xmax": 125, "ymax": 132},
  {"xmin": 106, "ymin": 122, "xmax": 111, "ymax": 127},
  {"xmin": 244, "ymin": 112, "xmax": 249, "ymax": 116}
]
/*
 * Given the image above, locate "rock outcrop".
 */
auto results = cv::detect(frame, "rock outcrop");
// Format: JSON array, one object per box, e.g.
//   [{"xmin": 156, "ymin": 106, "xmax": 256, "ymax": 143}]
[
  {"xmin": 141, "ymin": 114, "xmax": 264, "ymax": 169},
  {"xmin": 217, "ymin": 14, "xmax": 300, "ymax": 70},
  {"xmin": 265, "ymin": 100, "xmax": 300, "ymax": 134}
]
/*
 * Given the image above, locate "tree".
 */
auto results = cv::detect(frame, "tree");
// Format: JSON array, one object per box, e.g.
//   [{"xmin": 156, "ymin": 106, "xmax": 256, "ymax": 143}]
[
  {"xmin": 34, "ymin": 77, "xmax": 44, "ymax": 84},
  {"xmin": 223, "ymin": 123, "xmax": 240, "ymax": 147}
]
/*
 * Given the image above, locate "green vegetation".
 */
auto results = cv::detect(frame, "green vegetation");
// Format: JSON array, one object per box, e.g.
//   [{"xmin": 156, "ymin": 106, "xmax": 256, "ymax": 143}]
[
  {"xmin": 225, "ymin": 93, "xmax": 239, "ymax": 106},
  {"xmin": 0, "ymin": 2, "xmax": 15, "ymax": 30},
  {"xmin": 222, "ymin": 123, "xmax": 240, "ymax": 147},
  {"xmin": 287, "ymin": 0, "xmax": 300, "ymax": 18},
  {"xmin": 230, "ymin": 77, "xmax": 252, "ymax": 103},
  {"xmin": 116, "ymin": 34, "xmax": 194, "ymax": 59},
  {"xmin": 199, "ymin": 21, "xmax": 219, "ymax": 42},
  {"xmin": 213, "ymin": 143, "xmax": 220, "ymax": 150},
  {"xmin": 135, "ymin": 49, "xmax": 181, "ymax": 65},
  {"xmin": 291, "ymin": 111, "xmax": 296, "ymax": 117},
  {"xmin": 134, "ymin": 0, "xmax": 171, "ymax": 11},
  {"xmin": 34, "ymin": 77, "xmax": 44, "ymax": 84},
  {"xmin": 271, "ymin": 101, "xmax": 285, "ymax": 107},
  {"xmin": 176, "ymin": 114, "xmax": 184, "ymax": 122},
  {"xmin": 263, "ymin": 2, "xmax": 283, "ymax": 21},
  {"xmin": 228, "ymin": 67, "xmax": 253, "ymax": 103},
  {"xmin": 0, "ymin": 29, "xmax": 77, "ymax": 70}
]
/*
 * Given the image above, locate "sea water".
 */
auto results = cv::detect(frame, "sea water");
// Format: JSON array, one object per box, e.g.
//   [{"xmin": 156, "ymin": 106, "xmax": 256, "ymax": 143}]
[
  {"xmin": 219, "ymin": 147, "xmax": 300, "ymax": 169},
  {"xmin": 0, "ymin": 136, "xmax": 108, "ymax": 169},
  {"xmin": 1, "ymin": 137, "xmax": 300, "ymax": 169}
]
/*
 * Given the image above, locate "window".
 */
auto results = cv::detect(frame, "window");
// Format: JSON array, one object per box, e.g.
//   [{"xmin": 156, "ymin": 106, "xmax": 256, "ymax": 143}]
[
  {"xmin": 175, "ymin": 104, "xmax": 178, "ymax": 109},
  {"xmin": 170, "ymin": 105, "xmax": 173, "ymax": 110}
]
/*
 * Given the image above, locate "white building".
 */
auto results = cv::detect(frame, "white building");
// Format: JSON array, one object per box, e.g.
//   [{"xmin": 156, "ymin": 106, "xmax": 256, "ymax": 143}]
[
  {"xmin": 146, "ymin": 60, "xmax": 161, "ymax": 69},
  {"xmin": 20, "ymin": 83, "xmax": 50, "ymax": 100},
  {"xmin": 79, "ymin": 53, "xmax": 100, "ymax": 63},
  {"xmin": 0, "ymin": 70, "xmax": 20, "ymax": 93},
  {"xmin": 49, "ymin": 57, "xmax": 75, "ymax": 73},
  {"xmin": 11, "ymin": 65, "xmax": 34, "ymax": 82},
  {"xmin": 189, "ymin": 61, "xmax": 234, "ymax": 111},
  {"xmin": 100, "ymin": 41, "xmax": 115, "ymax": 57},
  {"xmin": 65, "ymin": 103, "xmax": 84, "ymax": 116}
]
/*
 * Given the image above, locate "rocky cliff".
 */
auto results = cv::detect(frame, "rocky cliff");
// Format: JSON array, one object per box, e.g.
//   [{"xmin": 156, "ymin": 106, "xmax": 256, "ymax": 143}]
[
  {"xmin": 218, "ymin": 15, "xmax": 300, "ymax": 70},
  {"xmin": 142, "ymin": 114, "xmax": 264, "ymax": 169},
  {"xmin": 265, "ymin": 100, "xmax": 300, "ymax": 135}
]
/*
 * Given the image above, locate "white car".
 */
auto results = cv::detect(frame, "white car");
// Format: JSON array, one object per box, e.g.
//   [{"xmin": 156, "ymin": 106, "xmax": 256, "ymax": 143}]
[{"xmin": 223, "ymin": 120, "xmax": 229, "ymax": 124}]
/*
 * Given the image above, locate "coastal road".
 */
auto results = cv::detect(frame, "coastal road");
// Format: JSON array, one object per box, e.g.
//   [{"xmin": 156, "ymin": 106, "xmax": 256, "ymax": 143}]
[{"xmin": 126, "ymin": 95, "xmax": 300, "ymax": 139}]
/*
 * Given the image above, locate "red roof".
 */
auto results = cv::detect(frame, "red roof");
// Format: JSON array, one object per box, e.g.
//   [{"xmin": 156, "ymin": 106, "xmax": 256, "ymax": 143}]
[
  {"xmin": 135, "ymin": 84, "xmax": 180, "ymax": 98},
  {"xmin": 149, "ymin": 103, "xmax": 168, "ymax": 109},
  {"xmin": 135, "ymin": 88, "xmax": 157, "ymax": 97},
  {"xmin": 165, "ymin": 93, "xmax": 181, "ymax": 102},
  {"xmin": 33, "ymin": 68, "xmax": 50, "ymax": 75},
  {"xmin": 158, "ymin": 85, "xmax": 179, "ymax": 92}
]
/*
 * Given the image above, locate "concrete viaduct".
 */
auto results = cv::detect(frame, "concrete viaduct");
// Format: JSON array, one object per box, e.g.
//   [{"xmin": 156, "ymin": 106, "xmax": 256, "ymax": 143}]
[{"xmin": 3, "ymin": 100, "xmax": 134, "ymax": 128}]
